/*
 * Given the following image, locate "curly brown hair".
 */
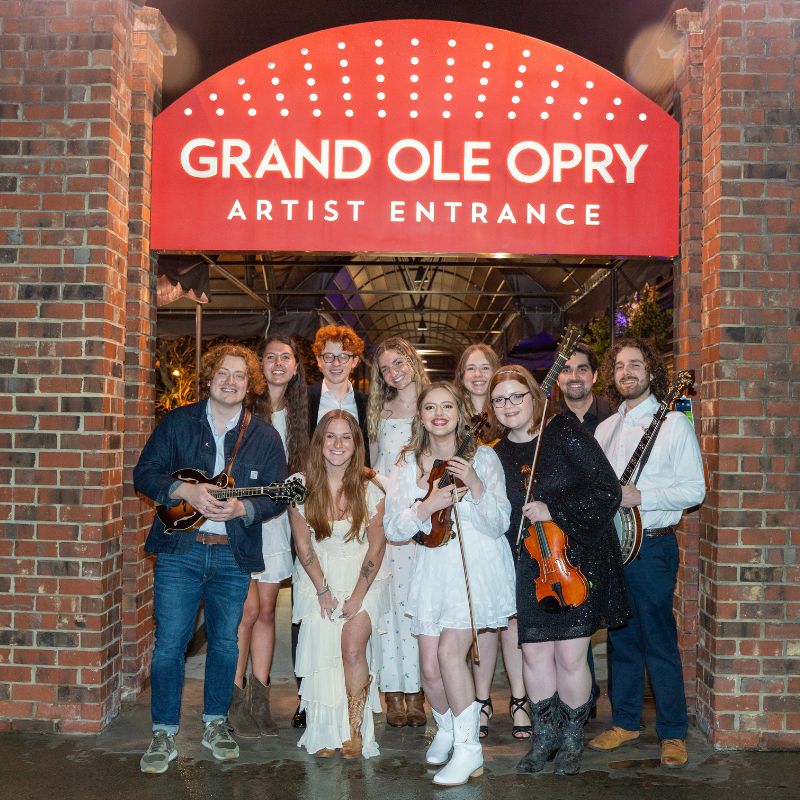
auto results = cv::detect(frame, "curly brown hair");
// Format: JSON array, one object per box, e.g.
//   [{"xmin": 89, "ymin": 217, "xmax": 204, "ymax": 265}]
[
  {"xmin": 303, "ymin": 410, "xmax": 375, "ymax": 543},
  {"xmin": 312, "ymin": 324, "xmax": 365, "ymax": 358},
  {"xmin": 255, "ymin": 335, "xmax": 310, "ymax": 473},
  {"xmin": 602, "ymin": 337, "xmax": 669, "ymax": 408},
  {"xmin": 198, "ymin": 343, "xmax": 265, "ymax": 408}
]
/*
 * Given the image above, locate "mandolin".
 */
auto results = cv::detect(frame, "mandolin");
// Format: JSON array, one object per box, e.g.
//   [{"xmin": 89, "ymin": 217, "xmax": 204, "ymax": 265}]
[{"xmin": 156, "ymin": 469, "xmax": 306, "ymax": 534}]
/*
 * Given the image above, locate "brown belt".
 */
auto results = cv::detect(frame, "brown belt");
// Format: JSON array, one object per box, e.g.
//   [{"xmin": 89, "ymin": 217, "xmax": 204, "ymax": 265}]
[
  {"xmin": 195, "ymin": 532, "xmax": 229, "ymax": 546},
  {"xmin": 643, "ymin": 526, "xmax": 675, "ymax": 538}
]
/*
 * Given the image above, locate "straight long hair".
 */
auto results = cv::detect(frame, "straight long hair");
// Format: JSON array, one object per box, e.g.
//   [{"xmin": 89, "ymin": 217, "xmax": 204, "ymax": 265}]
[
  {"xmin": 304, "ymin": 410, "xmax": 375, "ymax": 543},
  {"xmin": 454, "ymin": 343, "xmax": 501, "ymax": 417},
  {"xmin": 366, "ymin": 336, "xmax": 429, "ymax": 441},
  {"xmin": 255, "ymin": 335, "xmax": 309, "ymax": 473}
]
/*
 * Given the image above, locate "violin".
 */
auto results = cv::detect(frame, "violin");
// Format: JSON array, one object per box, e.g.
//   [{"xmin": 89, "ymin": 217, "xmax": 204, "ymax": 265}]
[
  {"xmin": 414, "ymin": 412, "xmax": 489, "ymax": 548},
  {"xmin": 520, "ymin": 464, "xmax": 589, "ymax": 614}
]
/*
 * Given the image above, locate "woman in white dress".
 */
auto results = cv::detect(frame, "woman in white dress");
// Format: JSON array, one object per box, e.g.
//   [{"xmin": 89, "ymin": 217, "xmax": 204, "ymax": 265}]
[
  {"xmin": 291, "ymin": 410, "xmax": 388, "ymax": 758},
  {"xmin": 383, "ymin": 382, "xmax": 515, "ymax": 786},
  {"xmin": 230, "ymin": 335, "xmax": 309, "ymax": 736},
  {"xmin": 455, "ymin": 344, "xmax": 530, "ymax": 741},
  {"xmin": 366, "ymin": 337, "xmax": 428, "ymax": 728}
]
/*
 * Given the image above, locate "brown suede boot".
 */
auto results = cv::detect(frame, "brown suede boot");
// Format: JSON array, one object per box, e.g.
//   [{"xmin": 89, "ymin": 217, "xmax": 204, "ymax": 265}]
[
  {"xmin": 341, "ymin": 677, "xmax": 372, "ymax": 759},
  {"xmin": 249, "ymin": 676, "xmax": 278, "ymax": 736},
  {"xmin": 227, "ymin": 680, "xmax": 260, "ymax": 738},
  {"xmin": 385, "ymin": 691, "xmax": 407, "ymax": 727},
  {"xmin": 405, "ymin": 690, "xmax": 427, "ymax": 727}
]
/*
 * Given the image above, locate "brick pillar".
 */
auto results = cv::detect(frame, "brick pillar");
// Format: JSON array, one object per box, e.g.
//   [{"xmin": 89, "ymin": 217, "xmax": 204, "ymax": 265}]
[
  {"xmin": 691, "ymin": 0, "xmax": 800, "ymax": 749},
  {"xmin": 0, "ymin": 0, "xmax": 167, "ymax": 732},
  {"xmin": 673, "ymin": 9, "xmax": 705, "ymax": 712},
  {"xmin": 121, "ymin": 6, "xmax": 174, "ymax": 701}
]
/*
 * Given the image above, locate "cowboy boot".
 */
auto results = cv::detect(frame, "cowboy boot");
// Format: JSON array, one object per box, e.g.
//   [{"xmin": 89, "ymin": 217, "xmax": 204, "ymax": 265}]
[
  {"xmin": 426, "ymin": 707, "xmax": 453, "ymax": 766},
  {"xmin": 553, "ymin": 695, "xmax": 593, "ymax": 775},
  {"xmin": 341, "ymin": 676, "xmax": 372, "ymax": 759},
  {"xmin": 227, "ymin": 679, "xmax": 260, "ymax": 739},
  {"xmin": 385, "ymin": 692, "xmax": 407, "ymax": 727},
  {"xmin": 405, "ymin": 690, "xmax": 427, "ymax": 727},
  {"xmin": 249, "ymin": 675, "xmax": 278, "ymax": 736},
  {"xmin": 516, "ymin": 693, "xmax": 561, "ymax": 773},
  {"xmin": 432, "ymin": 701, "xmax": 483, "ymax": 787}
]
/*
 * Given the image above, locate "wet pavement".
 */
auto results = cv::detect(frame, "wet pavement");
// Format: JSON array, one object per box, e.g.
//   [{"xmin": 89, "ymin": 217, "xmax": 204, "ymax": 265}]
[{"xmin": 2, "ymin": 590, "xmax": 797, "ymax": 799}]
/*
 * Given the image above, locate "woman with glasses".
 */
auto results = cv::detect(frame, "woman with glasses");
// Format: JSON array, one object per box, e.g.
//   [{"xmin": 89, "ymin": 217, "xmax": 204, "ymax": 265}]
[
  {"xmin": 230, "ymin": 335, "xmax": 309, "ymax": 738},
  {"xmin": 384, "ymin": 382, "xmax": 515, "ymax": 786},
  {"xmin": 366, "ymin": 337, "xmax": 429, "ymax": 728},
  {"xmin": 488, "ymin": 364, "xmax": 627, "ymax": 776},
  {"xmin": 455, "ymin": 345, "xmax": 527, "ymax": 741},
  {"xmin": 291, "ymin": 410, "xmax": 388, "ymax": 759}
]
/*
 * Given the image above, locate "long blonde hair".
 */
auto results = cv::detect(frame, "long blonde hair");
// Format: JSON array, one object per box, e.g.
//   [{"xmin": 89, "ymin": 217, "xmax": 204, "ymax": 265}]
[
  {"xmin": 399, "ymin": 382, "xmax": 478, "ymax": 478},
  {"xmin": 487, "ymin": 365, "xmax": 547, "ymax": 438},
  {"xmin": 303, "ymin": 410, "xmax": 375, "ymax": 543},
  {"xmin": 366, "ymin": 337, "xmax": 429, "ymax": 440}
]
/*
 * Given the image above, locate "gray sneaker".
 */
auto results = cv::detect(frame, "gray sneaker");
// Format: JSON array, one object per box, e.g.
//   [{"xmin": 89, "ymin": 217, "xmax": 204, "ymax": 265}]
[
  {"xmin": 202, "ymin": 718, "xmax": 240, "ymax": 761},
  {"xmin": 140, "ymin": 730, "xmax": 177, "ymax": 774}
]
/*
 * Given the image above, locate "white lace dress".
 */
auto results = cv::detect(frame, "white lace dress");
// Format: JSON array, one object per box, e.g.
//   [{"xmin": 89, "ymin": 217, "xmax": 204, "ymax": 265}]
[
  {"xmin": 384, "ymin": 446, "xmax": 516, "ymax": 635},
  {"xmin": 252, "ymin": 408, "xmax": 293, "ymax": 583},
  {"xmin": 292, "ymin": 475, "xmax": 389, "ymax": 757}
]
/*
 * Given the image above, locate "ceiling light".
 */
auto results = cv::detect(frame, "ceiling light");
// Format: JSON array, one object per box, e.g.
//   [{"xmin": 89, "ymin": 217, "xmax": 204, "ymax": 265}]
[{"xmin": 417, "ymin": 315, "xmax": 428, "ymax": 331}]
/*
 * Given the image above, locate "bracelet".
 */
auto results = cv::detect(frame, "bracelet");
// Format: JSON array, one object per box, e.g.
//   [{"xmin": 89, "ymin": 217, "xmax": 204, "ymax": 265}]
[{"xmin": 316, "ymin": 584, "xmax": 330, "ymax": 597}]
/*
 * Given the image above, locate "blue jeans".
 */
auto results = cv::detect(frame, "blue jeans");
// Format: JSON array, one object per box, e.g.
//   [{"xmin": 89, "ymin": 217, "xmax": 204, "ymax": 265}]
[
  {"xmin": 151, "ymin": 541, "xmax": 251, "ymax": 733},
  {"xmin": 607, "ymin": 533, "xmax": 687, "ymax": 740}
]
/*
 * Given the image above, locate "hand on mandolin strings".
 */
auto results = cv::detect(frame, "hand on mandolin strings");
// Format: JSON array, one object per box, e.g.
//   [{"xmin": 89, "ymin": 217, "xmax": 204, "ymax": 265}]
[
  {"xmin": 170, "ymin": 481, "xmax": 245, "ymax": 522},
  {"xmin": 620, "ymin": 483, "xmax": 642, "ymax": 508}
]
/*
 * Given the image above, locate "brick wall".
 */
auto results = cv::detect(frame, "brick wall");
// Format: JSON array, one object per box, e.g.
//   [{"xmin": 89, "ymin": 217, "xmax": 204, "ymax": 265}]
[
  {"xmin": 679, "ymin": 0, "xmax": 800, "ymax": 749},
  {"xmin": 0, "ymin": 0, "xmax": 170, "ymax": 732}
]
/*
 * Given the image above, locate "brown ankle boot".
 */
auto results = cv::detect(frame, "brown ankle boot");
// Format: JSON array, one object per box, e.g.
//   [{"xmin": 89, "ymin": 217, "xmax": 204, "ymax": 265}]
[
  {"xmin": 341, "ymin": 677, "xmax": 372, "ymax": 759},
  {"xmin": 227, "ymin": 680, "xmax": 260, "ymax": 738},
  {"xmin": 385, "ymin": 691, "xmax": 407, "ymax": 727},
  {"xmin": 249, "ymin": 676, "xmax": 278, "ymax": 736},
  {"xmin": 405, "ymin": 690, "xmax": 427, "ymax": 727}
]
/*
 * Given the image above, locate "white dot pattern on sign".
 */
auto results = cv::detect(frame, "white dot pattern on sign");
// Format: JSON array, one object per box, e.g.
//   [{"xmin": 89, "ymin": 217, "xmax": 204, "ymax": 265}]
[
  {"xmin": 201, "ymin": 28, "xmax": 654, "ymax": 125},
  {"xmin": 183, "ymin": 108, "xmax": 192, "ymax": 116}
]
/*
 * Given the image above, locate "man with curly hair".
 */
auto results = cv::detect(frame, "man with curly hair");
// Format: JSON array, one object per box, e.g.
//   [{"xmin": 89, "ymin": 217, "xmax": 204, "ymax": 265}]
[
  {"xmin": 134, "ymin": 343, "xmax": 287, "ymax": 774},
  {"xmin": 589, "ymin": 338, "xmax": 704, "ymax": 769}
]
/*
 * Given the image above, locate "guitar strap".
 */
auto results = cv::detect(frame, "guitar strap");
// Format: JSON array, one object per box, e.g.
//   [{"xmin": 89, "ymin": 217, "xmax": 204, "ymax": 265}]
[
  {"xmin": 224, "ymin": 408, "xmax": 252, "ymax": 477},
  {"xmin": 631, "ymin": 424, "xmax": 658, "ymax": 486}
]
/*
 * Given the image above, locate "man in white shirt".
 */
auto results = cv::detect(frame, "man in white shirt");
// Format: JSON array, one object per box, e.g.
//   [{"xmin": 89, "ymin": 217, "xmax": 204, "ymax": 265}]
[{"xmin": 589, "ymin": 338, "xmax": 705, "ymax": 769}]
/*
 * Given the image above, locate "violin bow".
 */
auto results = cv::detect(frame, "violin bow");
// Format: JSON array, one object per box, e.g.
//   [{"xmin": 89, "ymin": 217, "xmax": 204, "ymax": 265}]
[
  {"xmin": 514, "ymin": 396, "xmax": 551, "ymax": 559},
  {"xmin": 450, "ymin": 482, "xmax": 481, "ymax": 665}
]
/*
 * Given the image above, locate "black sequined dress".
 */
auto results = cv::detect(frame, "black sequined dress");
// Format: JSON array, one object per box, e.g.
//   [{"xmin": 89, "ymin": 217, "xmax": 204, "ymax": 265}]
[{"xmin": 494, "ymin": 414, "xmax": 629, "ymax": 643}]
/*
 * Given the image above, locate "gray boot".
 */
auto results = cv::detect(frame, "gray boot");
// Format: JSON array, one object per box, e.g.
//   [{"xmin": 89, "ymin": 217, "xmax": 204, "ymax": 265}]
[
  {"xmin": 227, "ymin": 680, "xmax": 260, "ymax": 738},
  {"xmin": 553, "ymin": 695, "xmax": 593, "ymax": 775},
  {"xmin": 249, "ymin": 676, "xmax": 278, "ymax": 736},
  {"xmin": 516, "ymin": 693, "xmax": 561, "ymax": 773}
]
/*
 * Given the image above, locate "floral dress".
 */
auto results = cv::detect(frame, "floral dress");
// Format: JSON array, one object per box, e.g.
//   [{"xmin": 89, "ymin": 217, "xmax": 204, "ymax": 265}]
[
  {"xmin": 292, "ymin": 475, "xmax": 389, "ymax": 757},
  {"xmin": 373, "ymin": 417, "xmax": 421, "ymax": 694}
]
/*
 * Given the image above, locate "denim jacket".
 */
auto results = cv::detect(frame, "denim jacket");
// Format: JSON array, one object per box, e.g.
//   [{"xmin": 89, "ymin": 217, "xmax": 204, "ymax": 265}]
[{"xmin": 134, "ymin": 400, "xmax": 288, "ymax": 573}]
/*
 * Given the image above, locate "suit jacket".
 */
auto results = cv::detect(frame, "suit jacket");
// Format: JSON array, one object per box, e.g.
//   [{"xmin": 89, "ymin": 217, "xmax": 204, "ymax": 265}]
[{"xmin": 307, "ymin": 381, "xmax": 371, "ymax": 466}]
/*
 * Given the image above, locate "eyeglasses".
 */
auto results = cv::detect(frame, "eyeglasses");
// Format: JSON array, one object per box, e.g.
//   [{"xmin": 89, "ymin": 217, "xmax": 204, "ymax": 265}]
[
  {"xmin": 321, "ymin": 352, "xmax": 354, "ymax": 364},
  {"xmin": 379, "ymin": 358, "xmax": 407, "ymax": 376},
  {"xmin": 490, "ymin": 391, "xmax": 530, "ymax": 408}
]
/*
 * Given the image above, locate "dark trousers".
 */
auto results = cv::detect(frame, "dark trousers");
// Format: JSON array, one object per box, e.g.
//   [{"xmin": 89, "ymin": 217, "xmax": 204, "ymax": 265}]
[{"xmin": 607, "ymin": 533, "xmax": 688, "ymax": 740}]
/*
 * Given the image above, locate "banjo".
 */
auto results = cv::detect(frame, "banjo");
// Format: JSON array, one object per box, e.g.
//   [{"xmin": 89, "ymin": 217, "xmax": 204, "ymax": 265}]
[{"xmin": 613, "ymin": 369, "xmax": 696, "ymax": 565}]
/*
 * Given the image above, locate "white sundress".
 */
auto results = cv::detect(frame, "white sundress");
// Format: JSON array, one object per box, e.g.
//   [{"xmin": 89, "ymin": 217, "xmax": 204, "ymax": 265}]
[
  {"xmin": 252, "ymin": 408, "xmax": 293, "ymax": 583},
  {"xmin": 292, "ymin": 475, "xmax": 389, "ymax": 758},
  {"xmin": 373, "ymin": 417, "xmax": 421, "ymax": 694},
  {"xmin": 384, "ymin": 445, "xmax": 516, "ymax": 636}
]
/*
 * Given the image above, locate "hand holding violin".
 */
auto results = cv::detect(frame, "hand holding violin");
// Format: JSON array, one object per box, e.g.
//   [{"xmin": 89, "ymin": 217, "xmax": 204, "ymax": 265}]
[
  {"xmin": 418, "ymin": 483, "xmax": 468, "ymax": 521},
  {"xmin": 522, "ymin": 500, "xmax": 552, "ymax": 524},
  {"xmin": 445, "ymin": 456, "xmax": 485, "ymax": 500}
]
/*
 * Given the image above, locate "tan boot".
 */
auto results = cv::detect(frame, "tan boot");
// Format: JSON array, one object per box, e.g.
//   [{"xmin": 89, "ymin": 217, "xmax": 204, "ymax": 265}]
[
  {"xmin": 227, "ymin": 680, "xmax": 260, "ymax": 739},
  {"xmin": 405, "ymin": 690, "xmax": 427, "ymax": 727},
  {"xmin": 385, "ymin": 691, "xmax": 407, "ymax": 727},
  {"xmin": 341, "ymin": 676, "xmax": 372, "ymax": 759},
  {"xmin": 249, "ymin": 676, "xmax": 278, "ymax": 736}
]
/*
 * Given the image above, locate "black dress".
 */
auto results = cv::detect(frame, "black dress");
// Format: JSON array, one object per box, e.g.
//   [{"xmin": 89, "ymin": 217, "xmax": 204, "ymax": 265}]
[{"xmin": 495, "ymin": 414, "xmax": 629, "ymax": 643}]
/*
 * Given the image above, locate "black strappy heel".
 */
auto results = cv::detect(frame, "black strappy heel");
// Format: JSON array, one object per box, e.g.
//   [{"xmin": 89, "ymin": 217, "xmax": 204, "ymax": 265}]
[
  {"xmin": 476, "ymin": 697, "xmax": 493, "ymax": 739},
  {"xmin": 510, "ymin": 695, "xmax": 532, "ymax": 739}
]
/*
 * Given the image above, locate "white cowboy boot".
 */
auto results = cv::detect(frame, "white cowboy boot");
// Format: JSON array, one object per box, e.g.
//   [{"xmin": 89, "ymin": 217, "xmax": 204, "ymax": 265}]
[
  {"xmin": 432, "ymin": 701, "xmax": 483, "ymax": 786},
  {"xmin": 425, "ymin": 707, "xmax": 454, "ymax": 766}
]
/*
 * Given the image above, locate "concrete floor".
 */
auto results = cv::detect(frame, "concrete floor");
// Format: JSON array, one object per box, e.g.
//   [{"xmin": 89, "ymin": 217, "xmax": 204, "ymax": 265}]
[{"xmin": 2, "ymin": 589, "xmax": 797, "ymax": 799}]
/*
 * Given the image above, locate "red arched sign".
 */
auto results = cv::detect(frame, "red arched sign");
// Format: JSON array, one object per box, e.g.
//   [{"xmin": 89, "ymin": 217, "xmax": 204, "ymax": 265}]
[{"xmin": 152, "ymin": 20, "xmax": 678, "ymax": 257}]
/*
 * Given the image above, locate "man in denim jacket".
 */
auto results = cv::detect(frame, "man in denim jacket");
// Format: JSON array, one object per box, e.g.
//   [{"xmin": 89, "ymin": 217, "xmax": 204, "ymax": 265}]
[{"xmin": 135, "ymin": 343, "xmax": 287, "ymax": 774}]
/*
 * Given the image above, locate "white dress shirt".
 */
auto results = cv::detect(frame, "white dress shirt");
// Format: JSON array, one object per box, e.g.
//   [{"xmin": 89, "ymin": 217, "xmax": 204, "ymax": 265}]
[
  {"xmin": 317, "ymin": 378, "xmax": 359, "ymax": 422},
  {"xmin": 594, "ymin": 393, "xmax": 705, "ymax": 530},
  {"xmin": 198, "ymin": 404, "xmax": 242, "ymax": 535}
]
